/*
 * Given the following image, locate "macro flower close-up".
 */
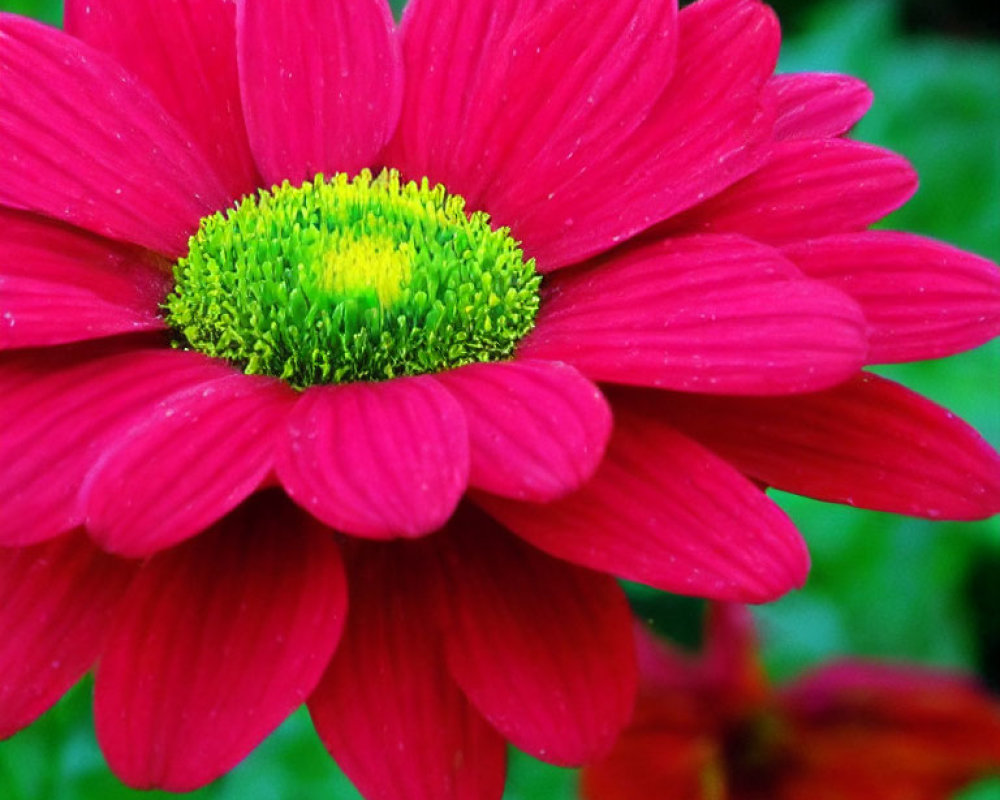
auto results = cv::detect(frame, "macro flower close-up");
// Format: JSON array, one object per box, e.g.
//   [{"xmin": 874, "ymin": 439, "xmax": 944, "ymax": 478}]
[
  {"xmin": 581, "ymin": 605, "xmax": 1000, "ymax": 800},
  {"xmin": 1, "ymin": 0, "xmax": 999, "ymax": 797}
]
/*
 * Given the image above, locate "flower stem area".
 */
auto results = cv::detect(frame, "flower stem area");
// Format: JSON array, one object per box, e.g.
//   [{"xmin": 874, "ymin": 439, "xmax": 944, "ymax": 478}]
[{"xmin": 1, "ymin": 0, "xmax": 998, "ymax": 798}]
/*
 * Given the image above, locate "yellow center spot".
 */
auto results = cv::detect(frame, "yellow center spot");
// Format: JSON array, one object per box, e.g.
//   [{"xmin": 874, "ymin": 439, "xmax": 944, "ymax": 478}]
[{"xmin": 319, "ymin": 235, "xmax": 412, "ymax": 307}]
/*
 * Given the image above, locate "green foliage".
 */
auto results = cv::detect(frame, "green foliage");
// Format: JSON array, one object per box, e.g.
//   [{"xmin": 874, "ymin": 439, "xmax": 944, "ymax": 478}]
[{"xmin": 0, "ymin": 0, "xmax": 61, "ymax": 24}]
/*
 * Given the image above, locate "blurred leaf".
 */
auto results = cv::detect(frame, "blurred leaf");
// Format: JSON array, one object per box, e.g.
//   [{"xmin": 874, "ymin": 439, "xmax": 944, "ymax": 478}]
[
  {"xmin": 0, "ymin": 0, "xmax": 62, "ymax": 24},
  {"xmin": 957, "ymin": 778, "xmax": 1000, "ymax": 800}
]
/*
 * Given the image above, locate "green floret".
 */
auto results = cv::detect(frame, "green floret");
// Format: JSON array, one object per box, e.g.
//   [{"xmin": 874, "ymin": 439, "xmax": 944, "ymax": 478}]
[{"xmin": 164, "ymin": 169, "xmax": 541, "ymax": 389}]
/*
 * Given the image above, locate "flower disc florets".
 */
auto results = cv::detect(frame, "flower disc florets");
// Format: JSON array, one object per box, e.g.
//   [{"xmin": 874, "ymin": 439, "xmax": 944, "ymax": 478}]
[{"xmin": 164, "ymin": 169, "xmax": 541, "ymax": 387}]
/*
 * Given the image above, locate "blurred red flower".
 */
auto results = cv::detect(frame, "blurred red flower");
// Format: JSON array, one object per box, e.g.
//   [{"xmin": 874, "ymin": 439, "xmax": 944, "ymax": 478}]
[{"xmin": 582, "ymin": 605, "xmax": 1000, "ymax": 800}]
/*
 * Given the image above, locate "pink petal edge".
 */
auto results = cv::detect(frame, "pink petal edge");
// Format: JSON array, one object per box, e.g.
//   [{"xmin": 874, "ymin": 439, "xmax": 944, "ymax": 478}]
[
  {"xmin": 276, "ymin": 376, "xmax": 469, "ymax": 539},
  {"xmin": 237, "ymin": 0, "xmax": 403, "ymax": 186},
  {"xmin": 83, "ymin": 373, "xmax": 296, "ymax": 557},
  {"xmin": 95, "ymin": 497, "xmax": 347, "ymax": 792},
  {"xmin": 433, "ymin": 360, "xmax": 612, "ymax": 502},
  {"xmin": 478, "ymin": 395, "xmax": 810, "ymax": 603},
  {"xmin": 0, "ymin": 14, "xmax": 229, "ymax": 257}
]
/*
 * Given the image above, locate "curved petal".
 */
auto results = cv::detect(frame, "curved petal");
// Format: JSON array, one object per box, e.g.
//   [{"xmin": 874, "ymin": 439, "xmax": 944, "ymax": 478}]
[
  {"xmin": 664, "ymin": 373, "xmax": 1000, "ymax": 521},
  {"xmin": 765, "ymin": 72, "xmax": 873, "ymax": 141},
  {"xmin": 310, "ymin": 544, "xmax": 507, "ymax": 800},
  {"xmin": 83, "ymin": 373, "xmax": 296, "ymax": 557},
  {"xmin": 783, "ymin": 232, "xmax": 1000, "ymax": 363},
  {"xmin": 276, "ymin": 376, "xmax": 469, "ymax": 539},
  {"xmin": 0, "ymin": 532, "xmax": 135, "ymax": 739},
  {"xmin": 237, "ymin": 0, "xmax": 403, "ymax": 186},
  {"xmin": 0, "ymin": 209, "xmax": 169, "ymax": 349},
  {"xmin": 390, "ymin": 0, "xmax": 677, "ymax": 271},
  {"xmin": 0, "ymin": 346, "xmax": 233, "ymax": 547},
  {"xmin": 433, "ymin": 360, "xmax": 611, "ymax": 502},
  {"xmin": 667, "ymin": 139, "xmax": 918, "ymax": 244},
  {"xmin": 95, "ymin": 496, "xmax": 347, "ymax": 792},
  {"xmin": 0, "ymin": 15, "xmax": 229, "ymax": 257},
  {"xmin": 433, "ymin": 510, "xmax": 637, "ymax": 766},
  {"xmin": 514, "ymin": 0, "xmax": 780, "ymax": 270},
  {"xmin": 65, "ymin": 0, "xmax": 260, "ymax": 200},
  {"xmin": 518, "ymin": 235, "xmax": 868, "ymax": 395},
  {"xmin": 478, "ymin": 397, "xmax": 810, "ymax": 603}
]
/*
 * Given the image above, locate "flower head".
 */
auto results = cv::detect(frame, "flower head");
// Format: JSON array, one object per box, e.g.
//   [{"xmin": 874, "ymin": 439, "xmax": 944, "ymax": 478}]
[
  {"xmin": 581, "ymin": 605, "xmax": 1000, "ymax": 800},
  {"xmin": 1, "ymin": 0, "xmax": 999, "ymax": 797}
]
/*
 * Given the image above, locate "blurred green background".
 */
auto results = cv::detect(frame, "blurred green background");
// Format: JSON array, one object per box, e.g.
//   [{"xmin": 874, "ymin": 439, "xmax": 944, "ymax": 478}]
[{"xmin": 0, "ymin": 0, "xmax": 998, "ymax": 797}]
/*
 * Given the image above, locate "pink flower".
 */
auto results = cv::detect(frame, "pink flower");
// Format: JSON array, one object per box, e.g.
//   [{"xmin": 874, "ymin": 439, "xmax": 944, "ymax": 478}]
[
  {"xmin": 0, "ymin": 0, "xmax": 998, "ymax": 797},
  {"xmin": 581, "ymin": 605, "xmax": 1000, "ymax": 800}
]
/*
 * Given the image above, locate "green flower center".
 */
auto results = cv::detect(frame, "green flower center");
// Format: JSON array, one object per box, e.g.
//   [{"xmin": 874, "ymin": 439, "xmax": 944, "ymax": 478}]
[{"xmin": 163, "ymin": 169, "xmax": 541, "ymax": 388}]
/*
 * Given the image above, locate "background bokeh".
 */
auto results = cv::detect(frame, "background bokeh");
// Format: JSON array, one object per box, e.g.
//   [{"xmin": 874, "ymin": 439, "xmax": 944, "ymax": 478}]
[{"xmin": 0, "ymin": 0, "xmax": 998, "ymax": 797}]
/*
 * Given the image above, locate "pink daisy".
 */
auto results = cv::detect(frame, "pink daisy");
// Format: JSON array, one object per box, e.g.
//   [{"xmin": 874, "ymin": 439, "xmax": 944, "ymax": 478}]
[
  {"xmin": 581, "ymin": 605, "xmax": 1000, "ymax": 800},
  {"xmin": 1, "ymin": 0, "xmax": 999, "ymax": 797}
]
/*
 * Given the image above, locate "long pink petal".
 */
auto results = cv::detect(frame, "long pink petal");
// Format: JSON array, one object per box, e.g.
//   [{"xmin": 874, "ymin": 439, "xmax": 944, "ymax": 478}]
[
  {"xmin": 433, "ymin": 510, "xmax": 637, "ymax": 766},
  {"xmin": 0, "ymin": 532, "xmax": 134, "ymax": 739},
  {"xmin": 518, "ymin": 235, "xmax": 868, "ymax": 395},
  {"xmin": 84, "ymin": 374, "xmax": 296, "ymax": 557},
  {"xmin": 64, "ymin": 0, "xmax": 260, "ymax": 200},
  {"xmin": 387, "ymin": 0, "xmax": 538, "ymax": 187},
  {"xmin": 237, "ymin": 0, "xmax": 403, "ymax": 186},
  {"xmin": 667, "ymin": 139, "xmax": 918, "ymax": 244},
  {"xmin": 95, "ymin": 496, "xmax": 347, "ymax": 792},
  {"xmin": 665, "ymin": 373, "xmax": 1000, "ymax": 520},
  {"xmin": 513, "ymin": 0, "xmax": 779, "ymax": 270},
  {"xmin": 276, "ymin": 377, "xmax": 469, "ymax": 539},
  {"xmin": 783, "ymin": 232, "xmax": 1000, "ymax": 363},
  {"xmin": 0, "ymin": 209, "xmax": 169, "ymax": 349},
  {"xmin": 433, "ymin": 360, "xmax": 611, "ymax": 502},
  {"xmin": 310, "ymin": 545, "xmax": 507, "ymax": 800},
  {"xmin": 0, "ymin": 15, "xmax": 229, "ymax": 257},
  {"xmin": 0, "ymin": 346, "xmax": 233, "ymax": 547},
  {"xmin": 765, "ymin": 72, "xmax": 873, "ymax": 141},
  {"xmin": 389, "ymin": 0, "xmax": 676, "ymax": 266},
  {"xmin": 478, "ymin": 398, "xmax": 810, "ymax": 603}
]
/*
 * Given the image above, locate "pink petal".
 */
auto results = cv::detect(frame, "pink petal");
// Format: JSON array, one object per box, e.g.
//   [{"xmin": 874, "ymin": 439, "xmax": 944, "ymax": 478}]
[
  {"xmin": 0, "ymin": 15, "xmax": 229, "ymax": 257},
  {"xmin": 478, "ymin": 398, "xmax": 810, "ymax": 603},
  {"xmin": 664, "ymin": 373, "xmax": 1000, "ymax": 520},
  {"xmin": 237, "ymin": 0, "xmax": 403, "ymax": 186},
  {"xmin": 0, "ymin": 209, "xmax": 169, "ymax": 349},
  {"xmin": 783, "ymin": 232, "xmax": 1000, "ymax": 363},
  {"xmin": 668, "ymin": 139, "xmax": 918, "ymax": 244},
  {"xmin": 0, "ymin": 532, "xmax": 134, "ymax": 739},
  {"xmin": 310, "ymin": 545, "xmax": 507, "ymax": 800},
  {"xmin": 433, "ymin": 360, "xmax": 611, "ymax": 502},
  {"xmin": 518, "ymin": 0, "xmax": 779, "ymax": 270},
  {"xmin": 276, "ymin": 377, "xmax": 469, "ymax": 539},
  {"xmin": 95, "ymin": 496, "xmax": 347, "ymax": 792},
  {"xmin": 64, "ymin": 0, "xmax": 259, "ymax": 201},
  {"xmin": 765, "ymin": 72, "xmax": 873, "ymax": 141},
  {"xmin": 518, "ymin": 235, "xmax": 868, "ymax": 395},
  {"xmin": 389, "ymin": 0, "xmax": 678, "ymax": 270},
  {"xmin": 433, "ymin": 509, "xmax": 637, "ymax": 766},
  {"xmin": 0, "ymin": 346, "xmax": 234, "ymax": 547},
  {"xmin": 387, "ymin": 0, "xmax": 538, "ymax": 188},
  {"xmin": 83, "ymin": 374, "xmax": 296, "ymax": 558}
]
